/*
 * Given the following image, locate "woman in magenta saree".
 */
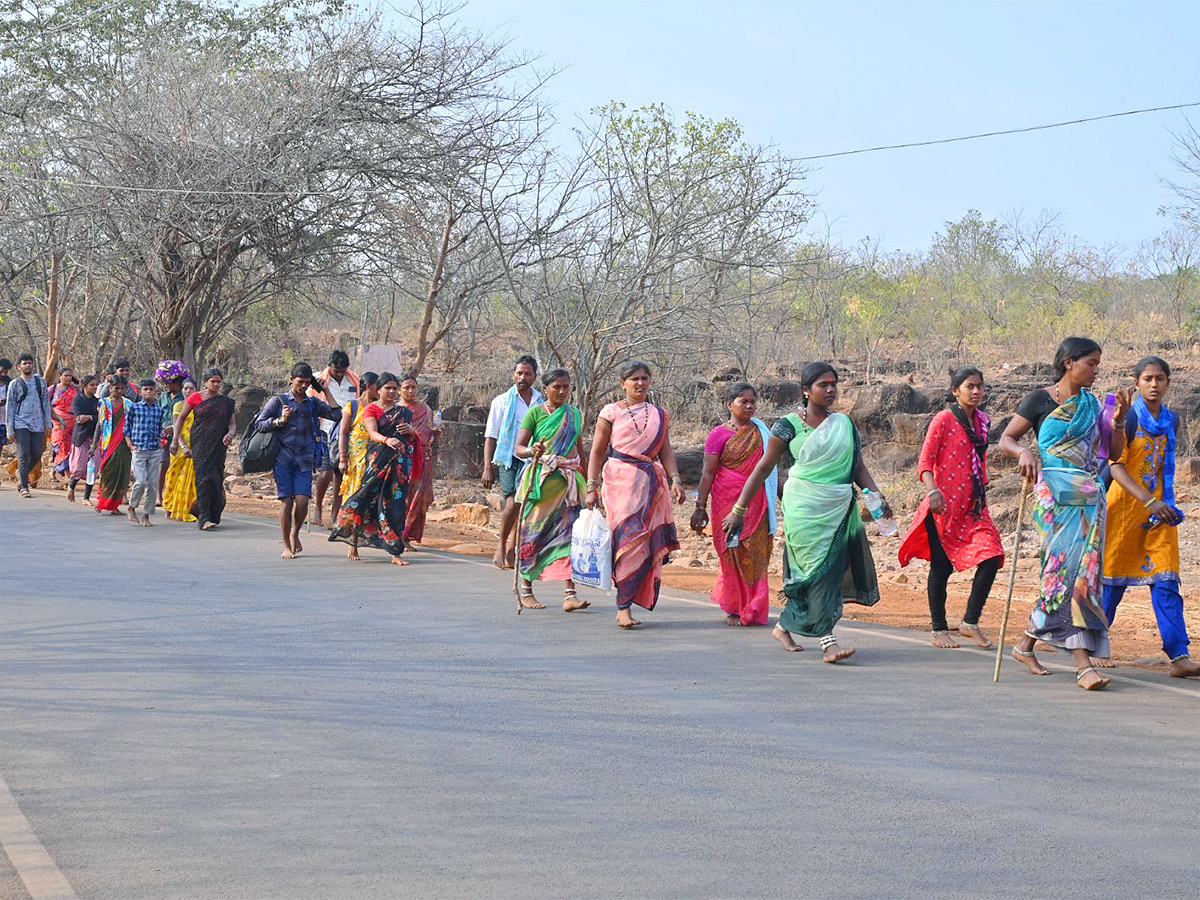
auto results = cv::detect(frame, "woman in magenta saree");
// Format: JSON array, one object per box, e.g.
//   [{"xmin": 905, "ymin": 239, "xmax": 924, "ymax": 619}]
[
  {"xmin": 691, "ymin": 383, "xmax": 777, "ymax": 626},
  {"xmin": 586, "ymin": 361, "xmax": 684, "ymax": 628}
]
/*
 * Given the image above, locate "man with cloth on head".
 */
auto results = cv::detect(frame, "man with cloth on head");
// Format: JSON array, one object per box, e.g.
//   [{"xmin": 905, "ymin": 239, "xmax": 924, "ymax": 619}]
[{"xmin": 484, "ymin": 354, "xmax": 542, "ymax": 568}]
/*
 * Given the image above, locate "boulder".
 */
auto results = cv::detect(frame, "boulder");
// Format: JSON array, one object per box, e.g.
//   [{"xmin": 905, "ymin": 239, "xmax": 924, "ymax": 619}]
[
  {"xmin": 1177, "ymin": 457, "xmax": 1200, "ymax": 485},
  {"xmin": 849, "ymin": 384, "xmax": 931, "ymax": 441},
  {"xmin": 891, "ymin": 413, "xmax": 933, "ymax": 446},
  {"xmin": 454, "ymin": 503, "xmax": 491, "ymax": 526},
  {"xmin": 711, "ymin": 366, "xmax": 745, "ymax": 383},
  {"xmin": 434, "ymin": 421, "xmax": 485, "ymax": 479},
  {"xmin": 758, "ymin": 380, "xmax": 805, "ymax": 408},
  {"xmin": 441, "ymin": 404, "xmax": 488, "ymax": 424},
  {"xmin": 674, "ymin": 449, "xmax": 704, "ymax": 486},
  {"xmin": 418, "ymin": 384, "xmax": 439, "ymax": 410},
  {"xmin": 231, "ymin": 385, "xmax": 269, "ymax": 435}
]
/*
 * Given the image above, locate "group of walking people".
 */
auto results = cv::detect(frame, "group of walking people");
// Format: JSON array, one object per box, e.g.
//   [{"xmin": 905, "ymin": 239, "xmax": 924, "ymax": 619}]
[
  {"xmin": 489, "ymin": 341, "xmax": 1196, "ymax": 686},
  {"xmin": 3, "ymin": 337, "xmax": 1195, "ymax": 685}
]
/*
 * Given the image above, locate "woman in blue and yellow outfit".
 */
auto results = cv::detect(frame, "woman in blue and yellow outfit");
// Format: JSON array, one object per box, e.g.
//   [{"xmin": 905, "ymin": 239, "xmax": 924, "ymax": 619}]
[{"xmin": 1100, "ymin": 356, "xmax": 1199, "ymax": 678}]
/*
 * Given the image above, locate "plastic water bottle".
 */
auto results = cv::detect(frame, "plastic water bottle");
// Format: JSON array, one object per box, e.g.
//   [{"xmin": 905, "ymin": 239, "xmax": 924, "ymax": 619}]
[
  {"xmin": 86, "ymin": 458, "xmax": 95, "ymax": 486},
  {"xmin": 432, "ymin": 409, "xmax": 442, "ymax": 429},
  {"xmin": 862, "ymin": 488, "xmax": 898, "ymax": 536}
]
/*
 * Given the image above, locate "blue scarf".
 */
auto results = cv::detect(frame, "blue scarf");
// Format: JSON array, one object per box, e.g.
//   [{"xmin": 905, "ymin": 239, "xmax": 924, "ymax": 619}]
[
  {"xmin": 1132, "ymin": 394, "xmax": 1180, "ymax": 516},
  {"xmin": 751, "ymin": 417, "xmax": 778, "ymax": 532},
  {"xmin": 491, "ymin": 385, "xmax": 542, "ymax": 466}
]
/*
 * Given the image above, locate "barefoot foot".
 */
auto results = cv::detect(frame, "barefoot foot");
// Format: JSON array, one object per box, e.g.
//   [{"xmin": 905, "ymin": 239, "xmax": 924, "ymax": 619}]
[
  {"xmin": 822, "ymin": 643, "xmax": 855, "ymax": 663},
  {"xmin": 141, "ymin": 515, "xmax": 153, "ymax": 526},
  {"xmin": 772, "ymin": 624, "xmax": 803, "ymax": 652},
  {"xmin": 957, "ymin": 622, "xmax": 994, "ymax": 649},
  {"xmin": 281, "ymin": 549, "xmax": 297, "ymax": 559},
  {"xmin": 616, "ymin": 609, "xmax": 641, "ymax": 628},
  {"xmin": 200, "ymin": 521, "xmax": 215, "ymax": 530},
  {"xmin": 1076, "ymin": 666, "xmax": 1110, "ymax": 691},
  {"xmin": 67, "ymin": 489, "xmax": 75, "ymax": 503},
  {"xmin": 1169, "ymin": 656, "xmax": 1200, "ymax": 678},
  {"xmin": 931, "ymin": 630, "xmax": 960, "ymax": 649},
  {"xmin": 492, "ymin": 550, "xmax": 506, "ymax": 569},
  {"xmin": 390, "ymin": 556, "xmax": 410, "ymax": 566},
  {"xmin": 519, "ymin": 588, "xmax": 544, "ymax": 609},
  {"xmin": 1012, "ymin": 647, "xmax": 1051, "ymax": 676},
  {"xmin": 563, "ymin": 596, "xmax": 590, "ymax": 612},
  {"xmin": 1089, "ymin": 656, "xmax": 1116, "ymax": 668},
  {"xmin": 725, "ymin": 614, "xmax": 746, "ymax": 627},
  {"xmin": 126, "ymin": 506, "xmax": 139, "ymax": 523},
  {"xmin": 347, "ymin": 548, "xmax": 360, "ymax": 561}
]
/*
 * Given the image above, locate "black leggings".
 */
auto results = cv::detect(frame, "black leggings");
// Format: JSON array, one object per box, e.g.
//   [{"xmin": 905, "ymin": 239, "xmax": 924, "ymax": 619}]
[
  {"xmin": 925, "ymin": 514, "xmax": 1002, "ymax": 632},
  {"xmin": 13, "ymin": 428, "xmax": 45, "ymax": 491},
  {"xmin": 68, "ymin": 476, "xmax": 93, "ymax": 501}
]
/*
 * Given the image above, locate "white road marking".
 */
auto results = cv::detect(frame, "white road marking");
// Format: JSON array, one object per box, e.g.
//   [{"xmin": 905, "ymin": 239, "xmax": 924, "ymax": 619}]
[{"xmin": 0, "ymin": 774, "xmax": 77, "ymax": 900}]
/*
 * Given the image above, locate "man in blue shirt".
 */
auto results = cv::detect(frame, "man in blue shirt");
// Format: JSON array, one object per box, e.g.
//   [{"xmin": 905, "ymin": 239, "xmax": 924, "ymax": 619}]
[
  {"xmin": 255, "ymin": 362, "xmax": 340, "ymax": 559},
  {"xmin": 125, "ymin": 379, "xmax": 165, "ymax": 525},
  {"xmin": 4, "ymin": 353, "xmax": 52, "ymax": 497}
]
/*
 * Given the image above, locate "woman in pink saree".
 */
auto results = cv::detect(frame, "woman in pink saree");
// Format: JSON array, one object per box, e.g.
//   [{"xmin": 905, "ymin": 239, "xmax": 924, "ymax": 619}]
[
  {"xmin": 691, "ymin": 383, "xmax": 777, "ymax": 626},
  {"xmin": 586, "ymin": 360, "xmax": 685, "ymax": 628},
  {"xmin": 398, "ymin": 374, "xmax": 439, "ymax": 546}
]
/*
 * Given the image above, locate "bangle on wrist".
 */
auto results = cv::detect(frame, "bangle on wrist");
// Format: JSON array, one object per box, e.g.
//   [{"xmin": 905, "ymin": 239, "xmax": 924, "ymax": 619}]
[
  {"xmin": 731, "ymin": 503, "xmax": 747, "ymax": 516},
  {"xmin": 1143, "ymin": 497, "xmax": 1156, "ymax": 509}
]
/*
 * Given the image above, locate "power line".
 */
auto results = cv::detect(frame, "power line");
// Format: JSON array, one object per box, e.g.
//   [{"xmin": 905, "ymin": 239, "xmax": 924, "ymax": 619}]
[{"xmin": 789, "ymin": 100, "xmax": 1200, "ymax": 163}]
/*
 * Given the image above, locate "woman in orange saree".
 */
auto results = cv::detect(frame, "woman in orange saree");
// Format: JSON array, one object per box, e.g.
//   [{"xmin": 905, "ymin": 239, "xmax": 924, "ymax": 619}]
[
  {"xmin": 586, "ymin": 360, "xmax": 684, "ymax": 628},
  {"xmin": 691, "ymin": 383, "xmax": 777, "ymax": 626}
]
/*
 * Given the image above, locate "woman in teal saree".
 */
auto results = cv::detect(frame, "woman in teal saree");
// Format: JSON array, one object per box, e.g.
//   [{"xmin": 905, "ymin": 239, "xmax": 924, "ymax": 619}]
[
  {"xmin": 724, "ymin": 362, "xmax": 889, "ymax": 663},
  {"xmin": 513, "ymin": 368, "xmax": 590, "ymax": 612},
  {"xmin": 1000, "ymin": 337, "xmax": 1131, "ymax": 691}
]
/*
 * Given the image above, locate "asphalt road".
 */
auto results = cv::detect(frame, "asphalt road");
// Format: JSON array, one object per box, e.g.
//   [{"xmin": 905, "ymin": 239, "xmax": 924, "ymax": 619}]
[{"xmin": 2, "ymin": 489, "xmax": 1198, "ymax": 899}]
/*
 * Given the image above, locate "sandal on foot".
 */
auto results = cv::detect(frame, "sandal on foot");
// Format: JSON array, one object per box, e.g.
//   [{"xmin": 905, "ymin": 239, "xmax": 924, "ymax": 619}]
[{"xmin": 1076, "ymin": 666, "xmax": 1110, "ymax": 691}]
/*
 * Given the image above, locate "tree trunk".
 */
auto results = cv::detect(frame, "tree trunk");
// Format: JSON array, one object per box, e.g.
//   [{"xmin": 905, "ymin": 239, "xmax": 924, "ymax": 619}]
[
  {"xmin": 411, "ymin": 209, "xmax": 456, "ymax": 377},
  {"xmin": 42, "ymin": 253, "xmax": 63, "ymax": 381}
]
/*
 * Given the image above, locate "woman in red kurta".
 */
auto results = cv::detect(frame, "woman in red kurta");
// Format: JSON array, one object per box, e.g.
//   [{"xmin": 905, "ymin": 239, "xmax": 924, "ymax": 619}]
[{"xmin": 898, "ymin": 366, "xmax": 1004, "ymax": 648}]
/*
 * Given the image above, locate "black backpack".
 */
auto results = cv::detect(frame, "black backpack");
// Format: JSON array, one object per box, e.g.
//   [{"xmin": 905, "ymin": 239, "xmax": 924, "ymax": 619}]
[{"xmin": 238, "ymin": 395, "xmax": 284, "ymax": 475}]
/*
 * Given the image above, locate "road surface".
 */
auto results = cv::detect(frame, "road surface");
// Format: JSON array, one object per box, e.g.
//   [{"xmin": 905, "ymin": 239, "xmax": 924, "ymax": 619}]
[{"xmin": 2, "ymin": 490, "xmax": 1197, "ymax": 898}]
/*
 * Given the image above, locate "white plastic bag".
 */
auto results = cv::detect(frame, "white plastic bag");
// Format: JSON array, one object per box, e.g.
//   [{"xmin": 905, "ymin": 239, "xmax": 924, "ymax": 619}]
[{"xmin": 570, "ymin": 508, "xmax": 613, "ymax": 593}]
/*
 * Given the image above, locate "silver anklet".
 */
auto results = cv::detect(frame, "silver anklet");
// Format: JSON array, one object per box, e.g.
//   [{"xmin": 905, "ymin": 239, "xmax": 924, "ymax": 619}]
[{"xmin": 820, "ymin": 634, "xmax": 838, "ymax": 651}]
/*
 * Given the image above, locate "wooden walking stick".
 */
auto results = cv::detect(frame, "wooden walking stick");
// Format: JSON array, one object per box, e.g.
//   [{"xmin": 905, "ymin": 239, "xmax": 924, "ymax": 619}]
[
  {"xmin": 994, "ymin": 476, "xmax": 1034, "ymax": 683},
  {"xmin": 514, "ymin": 446, "xmax": 543, "ymax": 615}
]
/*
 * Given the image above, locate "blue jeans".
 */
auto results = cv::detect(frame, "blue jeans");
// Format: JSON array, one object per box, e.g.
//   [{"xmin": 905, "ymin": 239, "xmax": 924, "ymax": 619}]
[{"xmin": 1103, "ymin": 580, "xmax": 1191, "ymax": 660}]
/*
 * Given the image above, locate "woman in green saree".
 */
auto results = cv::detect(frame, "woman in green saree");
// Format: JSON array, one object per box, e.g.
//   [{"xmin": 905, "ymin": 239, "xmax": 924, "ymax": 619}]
[
  {"xmin": 723, "ymin": 362, "xmax": 890, "ymax": 662},
  {"xmin": 513, "ymin": 368, "xmax": 590, "ymax": 612}
]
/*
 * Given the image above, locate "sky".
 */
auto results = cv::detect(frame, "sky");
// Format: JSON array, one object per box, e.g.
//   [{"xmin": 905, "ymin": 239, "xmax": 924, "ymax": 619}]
[{"xmin": 420, "ymin": 0, "xmax": 1200, "ymax": 259}]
